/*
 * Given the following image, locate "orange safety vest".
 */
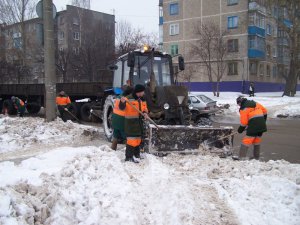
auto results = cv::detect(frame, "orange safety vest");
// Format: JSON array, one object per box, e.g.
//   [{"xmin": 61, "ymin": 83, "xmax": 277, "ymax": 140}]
[
  {"xmin": 56, "ymin": 96, "xmax": 71, "ymax": 106},
  {"xmin": 113, "ymin": 99, "xmax": 125, "ymax": 117}
]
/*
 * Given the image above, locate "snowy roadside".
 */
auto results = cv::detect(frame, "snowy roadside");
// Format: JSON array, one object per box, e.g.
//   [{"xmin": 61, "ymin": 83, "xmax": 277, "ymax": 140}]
[
  {"xmin": 0, "ymin": 95, "xmax": 300, "ymax": 225},
  {"xmin": 192, "ymin": 92, "xmax": 300, "ymax": 119}
]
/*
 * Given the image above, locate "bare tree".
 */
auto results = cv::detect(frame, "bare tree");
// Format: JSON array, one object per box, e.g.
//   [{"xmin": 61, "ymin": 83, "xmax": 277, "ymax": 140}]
[
  {"xmin": 178, "ymin": 65, "xmax": 196, "ymax": 92},
  {"xmin": 212, "ymin": 30, "xmax": 228, "ymax": 97},
  {"xmin": 190, "ymin": 21, "xmax": 228, "ymax": 96},
  {"xmin": 69, "ymin": 18, "xmax": 114, "ymax": 82},
  {"xmin": 115, "ymin": 20, "xmax": 159, "ymax": 56},
  {"xmin": 266, "ymin": 0, "xmax": 300, "ymax": 96},
  {"xmin": 0, "ymin": 0, "xmax": 38, "ymax": 83},
  {"xmin": 56, "ymin": 49, "xmax": 70, "ymax": 82},
  {"xmin": 70, "ymin": 0, "xmax": 90, "ymax": 9}
]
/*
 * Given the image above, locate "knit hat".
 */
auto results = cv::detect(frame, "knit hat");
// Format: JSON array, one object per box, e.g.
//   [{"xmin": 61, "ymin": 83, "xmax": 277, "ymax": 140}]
[
  {"xmin": 236, "ymin": 96, "xmax": 246, "ymax": 104},
  {"xmin": 134, "ymin": 84, "xmax": 145, "ymax": 93}
]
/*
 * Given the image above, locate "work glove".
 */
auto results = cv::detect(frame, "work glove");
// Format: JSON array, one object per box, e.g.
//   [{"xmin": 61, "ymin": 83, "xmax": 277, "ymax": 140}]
[
  {"xmin": 64, "ymin": 107, "xmax": 68, "ymax": 111},
  {"xmin": 237, "ymin": 126, "xmax": 245, "ymax": 134}
]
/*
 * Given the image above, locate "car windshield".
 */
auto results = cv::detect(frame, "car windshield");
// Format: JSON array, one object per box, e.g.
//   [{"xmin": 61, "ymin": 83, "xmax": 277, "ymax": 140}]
[{"xmin": 196, "ymin": 95, "xmax": 214, "ymax": 103}]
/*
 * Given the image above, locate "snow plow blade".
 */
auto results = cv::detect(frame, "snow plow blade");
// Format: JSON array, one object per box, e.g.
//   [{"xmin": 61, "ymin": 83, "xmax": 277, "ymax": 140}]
[{"xmin": 148, "ymin": 125, "xmax": 234, "ymax": 153}]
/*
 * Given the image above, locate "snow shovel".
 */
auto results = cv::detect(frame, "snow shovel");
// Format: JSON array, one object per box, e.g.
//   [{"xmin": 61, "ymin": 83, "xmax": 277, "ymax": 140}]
[
  {"xmin": 125, "ymin": 98, "xmax": 160, "ymax": 129},
  {"xmin": 64, "ymin": 108, "xmax": 81, "ymax": 124},
  {"xmin": 148, "ymin": 125, "xmax": 234, "ymax": 153}
]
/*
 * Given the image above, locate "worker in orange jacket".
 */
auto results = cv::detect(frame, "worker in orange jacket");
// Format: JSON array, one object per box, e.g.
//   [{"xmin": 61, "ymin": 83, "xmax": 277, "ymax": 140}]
[
  {"xmin": 110, "ymin": 86, "xmax": 133, "ymax": 150},
  {"xmin": 234, "ymin": 96, "xmax": 267, "ymax": 160},
  {"xmin": 11, "ymin": 96, "xmax": 26, "ymax": 117},
  {"xmin": 119, "ymin": 84, "xmax": 149, "ymax": 163},
  {"xmin": 56, "ymin": 91, "xmax": 71, "ymax": 122}
]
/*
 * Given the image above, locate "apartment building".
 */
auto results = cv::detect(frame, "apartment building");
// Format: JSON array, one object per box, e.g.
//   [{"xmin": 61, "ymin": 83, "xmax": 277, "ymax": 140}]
[
  {"xmin": 159, "ymin": 0, "xmax": 289, "ymax": 92},
  {"xmin": 0, "ymin": 5, "xmax": 115, "ymax": 84}
]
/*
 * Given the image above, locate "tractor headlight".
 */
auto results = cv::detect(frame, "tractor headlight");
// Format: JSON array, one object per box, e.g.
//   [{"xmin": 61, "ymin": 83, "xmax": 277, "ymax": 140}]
[
  {"xmin": 189, "ymin": 105, "xmax": 193, "ymax": 110},
  {"xmin": 164, "ymin": 103, "xmax": 170, "ymax": 110}
]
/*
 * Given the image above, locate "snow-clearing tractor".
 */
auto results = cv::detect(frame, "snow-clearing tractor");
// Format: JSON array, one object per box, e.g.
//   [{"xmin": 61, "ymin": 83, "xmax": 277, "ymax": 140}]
[{"xmin": 103, "ymin": 46, "xmax": 233, "ymax": 154}]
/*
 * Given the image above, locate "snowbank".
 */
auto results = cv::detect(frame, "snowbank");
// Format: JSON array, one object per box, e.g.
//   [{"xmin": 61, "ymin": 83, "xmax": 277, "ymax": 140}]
[
  {"xmin": 0, "ymin": 105, "xmax": 299, "ymax": 225},
  {"xmin": 192, "ymin": 92, "xmax": 300, "ymax": 119}
]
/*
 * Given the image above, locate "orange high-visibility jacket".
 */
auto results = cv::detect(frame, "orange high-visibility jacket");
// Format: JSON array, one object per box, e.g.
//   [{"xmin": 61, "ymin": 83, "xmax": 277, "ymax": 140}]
[
  {"xmin": 239, "ymin": 100, "xmax": 267, "ymax": 136},
  {"xmin": 56, "ymin": 96, "xmax": 71, "ymax": 106},
  {"xmin": 119, "ymin": 94, "xmax": 148, "ymax": 137}
]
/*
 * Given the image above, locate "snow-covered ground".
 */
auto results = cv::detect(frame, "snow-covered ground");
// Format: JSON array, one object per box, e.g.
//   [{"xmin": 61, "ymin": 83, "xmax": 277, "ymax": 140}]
[
  {"xmin": 192, "ymin": 92, "xmax": 300, "ymax": 120},
  {"xmin": 0, "ymin": 92, "xmax": 300, "ymax": 225}
]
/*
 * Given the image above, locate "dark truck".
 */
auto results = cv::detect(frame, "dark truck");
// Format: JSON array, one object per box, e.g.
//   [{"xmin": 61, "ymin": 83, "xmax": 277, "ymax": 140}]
[{"xmin": 0, "ymin": 81, "xmax": 111, "ymax": 121}]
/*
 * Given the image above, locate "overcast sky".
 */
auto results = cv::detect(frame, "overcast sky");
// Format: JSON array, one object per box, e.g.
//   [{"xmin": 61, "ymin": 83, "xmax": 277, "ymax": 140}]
[{"xmin": 52, "ymin": 0, "xmax": 159, "ymax": 33}]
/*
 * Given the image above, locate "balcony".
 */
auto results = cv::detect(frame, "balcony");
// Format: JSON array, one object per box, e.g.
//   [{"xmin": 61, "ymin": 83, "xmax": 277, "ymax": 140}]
[
  {"xmin": 249, "ymin": 2, "xmax": 266, "ymax": 14},
  {"xmin": 159, "ymin": 16, "xmax": 163, "ymax": 25},
  {"xmin": 248, "ymin": 49, "xmax": 265, "ymax": 59},
  {"xmin": 248, "ymin": 26, "xmax": 265, "ymax": 37}
]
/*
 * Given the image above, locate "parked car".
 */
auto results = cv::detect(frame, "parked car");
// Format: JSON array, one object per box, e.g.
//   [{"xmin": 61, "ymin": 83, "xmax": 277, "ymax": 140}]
[{"xmin": 188, "ymin": 94, "xmax": 219, "ymax": 126}]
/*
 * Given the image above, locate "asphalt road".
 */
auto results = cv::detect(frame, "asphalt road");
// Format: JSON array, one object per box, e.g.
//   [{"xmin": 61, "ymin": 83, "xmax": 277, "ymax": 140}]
[{"xmin": 214, "ymin": 117, "xmax": 300, "ymax": 164}]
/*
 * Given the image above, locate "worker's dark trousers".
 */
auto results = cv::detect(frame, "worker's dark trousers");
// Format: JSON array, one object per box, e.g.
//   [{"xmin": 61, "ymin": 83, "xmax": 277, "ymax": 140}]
[{"xmin": 58, "ymin": 105, "xmax": 67, "ymax": 122}]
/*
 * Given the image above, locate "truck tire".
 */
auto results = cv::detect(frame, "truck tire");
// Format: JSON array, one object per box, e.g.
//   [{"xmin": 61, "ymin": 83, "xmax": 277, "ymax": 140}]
[
  {"xmin": 26, "ymin": 102, "xmax": 41, "ymax": 114},
  {"xmin": 2, "ymin": 99, "xmax": 17, "ymax": 115},
  {"xmin": 103, "ymin": 95, "xmax": 114, "ymax": 141},
  {"xmin": 80, "ymin": 103, "xmax": 92, "ymax": 122},
  {"xmin": 65, "ymin": 103, "xmax": 78, "ymax": 121}
]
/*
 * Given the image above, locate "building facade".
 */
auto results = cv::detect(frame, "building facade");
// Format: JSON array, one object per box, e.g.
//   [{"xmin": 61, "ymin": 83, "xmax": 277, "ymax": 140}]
[
  {"xmin": 159, "ymin": 0, "xmax": 291, "ymax": 92},
  {"xmin": 0, "ymin": 5, "xmax": 115, "ymax": 84}
]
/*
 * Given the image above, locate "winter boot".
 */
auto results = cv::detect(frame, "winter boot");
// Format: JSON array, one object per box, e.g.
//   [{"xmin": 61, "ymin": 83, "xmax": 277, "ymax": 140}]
[
  {"xmin": 232, "ymin": 144, "xmax": 248, "ymax": 160},
  {"xmin": 253, "ymin": 145, "xmax": 260, "ymax": 160},
  {"xmin": 110, "ymin": 138, "xmax": 118, "ymax": 150},
  {"xmin": 125, "ymin": 145, "xmax": 139, "ymax": 163},
  {"xmin": 239, "ymin": 144, "xmax": 248, "ymax": 160},
  {"xmin": 133, "ymin": 146, "xmax": 140, "ymax": 158}
]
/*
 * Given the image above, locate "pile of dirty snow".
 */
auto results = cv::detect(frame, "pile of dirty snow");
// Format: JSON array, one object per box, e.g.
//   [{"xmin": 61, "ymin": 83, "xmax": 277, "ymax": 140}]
[{"xmin": 0, "ymin": 112, "xmax": 299, "ymax": 225}]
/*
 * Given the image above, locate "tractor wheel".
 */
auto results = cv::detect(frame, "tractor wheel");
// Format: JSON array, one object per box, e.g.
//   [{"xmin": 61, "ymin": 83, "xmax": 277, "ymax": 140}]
[
  {"xmin": 2, "ymin": 99, "xmax": 17, "ymax": 115},
  {"xmin": 103, "ymin": 95, "xmax": 114, "ymax": 141},
  {"xmin": 80, "ymin": 103, "xmax": 92, "ymax": 122},
  {"xmin": 26, "ymin": 102, "xmax": 41, "ymax": 114}
]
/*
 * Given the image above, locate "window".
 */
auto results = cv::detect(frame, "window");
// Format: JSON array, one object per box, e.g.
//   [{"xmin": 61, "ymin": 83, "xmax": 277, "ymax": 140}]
[
  {"xmin": 248, "ymin": 36, "xmax": 265, "ymax": 50},
  {"xmin": 228, "ymin": 16, "xmax": 238, "ymax": 29},
  {"xmin": 228, "ymin": 62, "xmax": 238, "ymax": 75},
  {"xmin": 259, "ymin": 64, "xmax": 264, "ymax": 76},
  {"xmin": 170, "ymin": 44, "xmax": 178, "ymax": 56},
  {"xmin": 169, "ymin": 23, "xmax": 179, "ymax": 35},
  {"xmin": 272, "ymin": 65, "xmax": 277, "ymax": 77},
  {"xmin": 73, "ymin": 17, "xmax": 79, "ymax": 25},
  {"xmin": 266, "ymin": 65, "xmax": 270, "ymax": 77},
  {"xmin": 272, "ymin": 47, "xmax": 277, "ymax": 57},
  {"xmin": 59, "ymin": 16, "xmax": 64, "ymax": 25},
  {"xmin": 73, "ymin": 47, "xmax": 79, "ymax": 55},
  {"xmin": 59, "ymin": 31, "xmax": 64, "ymax": 40},
  {"xmin": 227, "ymin": 0, "xmax": 239, "ymax": 5},
  {"xmin": 266, "ymin": 24, "xmax": 272, "ymax": 35},
  {"xmin": 248, "ymin": 12, "xmax": 265, "ymax": 29},
  {"xmin": 169, "ymin": 3, "xmax": 179, "ymax": 15},
  {"xmin": 250, "ymin": 62, "xmax": 257, "ymax": 75},
  {"xmin": 228, "ymin": 39, "xmax": 239, "ymax": 52},
  {"xmin": 73, "ymin": 32, "xmax": 80, "ymax": 40},
  {"xmin": 266, "ymin": 45, "xmax": 271, "ymax": 57}
]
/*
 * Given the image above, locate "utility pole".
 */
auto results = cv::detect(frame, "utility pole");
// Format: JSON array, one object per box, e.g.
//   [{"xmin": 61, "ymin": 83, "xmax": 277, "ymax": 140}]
[{"xmin": 43, "ymin": 0, "xmax": 56, "ymax": 121}]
